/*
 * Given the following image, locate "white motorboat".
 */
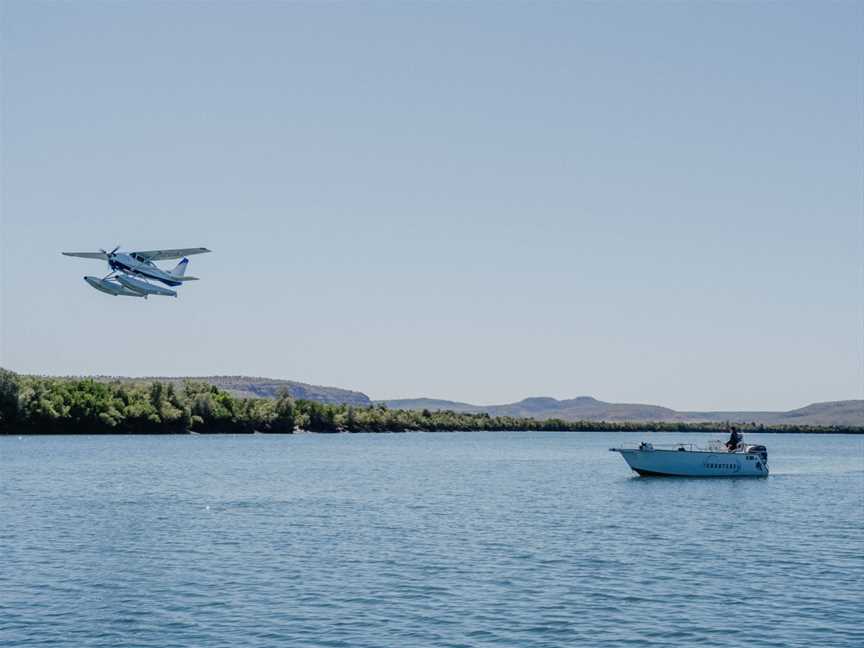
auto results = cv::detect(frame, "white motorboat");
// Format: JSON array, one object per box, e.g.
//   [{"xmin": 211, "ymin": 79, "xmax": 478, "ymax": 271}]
[{"xmin": 610, "ymin": 439, "xmax": 769, "ymax": 477}]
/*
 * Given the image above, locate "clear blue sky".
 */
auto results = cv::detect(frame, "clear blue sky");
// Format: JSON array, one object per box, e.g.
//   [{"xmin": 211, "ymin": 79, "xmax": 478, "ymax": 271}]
[{"xmin": 1, "ymin": 1, "xmax": 861, "ymax": 410}]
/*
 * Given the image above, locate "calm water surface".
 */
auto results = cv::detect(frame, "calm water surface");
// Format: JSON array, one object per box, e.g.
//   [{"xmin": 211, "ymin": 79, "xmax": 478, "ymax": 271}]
[{"xmin": 1, "ymin": 432, "xmax": 862, "ymax": 647}]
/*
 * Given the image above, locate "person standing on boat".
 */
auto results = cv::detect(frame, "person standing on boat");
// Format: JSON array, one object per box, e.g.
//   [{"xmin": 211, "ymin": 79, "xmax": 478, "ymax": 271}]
[{"xmin": 726, "ymin": 426, "xmax": 742, "ymax": 452}]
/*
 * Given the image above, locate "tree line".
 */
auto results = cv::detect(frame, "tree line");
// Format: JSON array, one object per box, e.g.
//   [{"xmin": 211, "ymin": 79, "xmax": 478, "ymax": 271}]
[{"xmin": 0, "ymin": 370, "xmax": 860, "ymax": 435}]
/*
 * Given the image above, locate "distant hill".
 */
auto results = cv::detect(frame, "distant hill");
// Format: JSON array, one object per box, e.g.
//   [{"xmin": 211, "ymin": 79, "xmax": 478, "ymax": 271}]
[
  {"xmin": 378, "ymin": 396, "xmax": 679, "ymax": 421},
  {"xmin": 753, "ymin": 400, "xmax": 864, "ymax": 427},
  {"xmin": 378, "ymin": 396, "xmax": 864, "ymax": 427},
  {"xmin": 91, "ymin": 375, "xmax": 371, "ymax": 406},
  {"xmin": 51, "ymin": 373, "xmax": 864, "ymax": 426},
  {"xmin": 380, "ymin": 398, "xmax": 486, "ymax": 414}
]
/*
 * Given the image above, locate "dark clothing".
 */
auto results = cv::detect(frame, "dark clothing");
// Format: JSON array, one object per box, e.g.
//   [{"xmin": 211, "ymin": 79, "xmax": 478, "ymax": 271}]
[{"xmin": 726, "ymin": 430, "xmax": 742, "ymax": 452}]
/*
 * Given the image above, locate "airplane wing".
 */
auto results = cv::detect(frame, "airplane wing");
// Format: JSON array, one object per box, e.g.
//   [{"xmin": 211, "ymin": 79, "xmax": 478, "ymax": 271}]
[
  {"xmin": 131, "ymin": 247, "xmax": 212, "ymax": 261},
  {"xmin": 62, "ymin": 251, "xmax": 109, "ymax": 260}
]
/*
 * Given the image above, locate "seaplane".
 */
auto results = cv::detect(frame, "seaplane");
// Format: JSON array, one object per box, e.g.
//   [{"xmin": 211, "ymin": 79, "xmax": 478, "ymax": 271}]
[{"xmin": 62, "ymin": 246, "xmax": 211, "ymax": 299}]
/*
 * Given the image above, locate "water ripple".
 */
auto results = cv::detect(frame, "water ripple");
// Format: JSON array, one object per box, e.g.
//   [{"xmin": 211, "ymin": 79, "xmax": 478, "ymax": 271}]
[{"xmin": 1, "ymin": 432, "xmax": 862, "ymax": 647}]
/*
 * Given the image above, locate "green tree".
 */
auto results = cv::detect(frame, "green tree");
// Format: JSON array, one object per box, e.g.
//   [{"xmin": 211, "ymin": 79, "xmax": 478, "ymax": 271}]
[{"xmin": 0, "ymin": 368, "xmax": 20, "ymax": 425}]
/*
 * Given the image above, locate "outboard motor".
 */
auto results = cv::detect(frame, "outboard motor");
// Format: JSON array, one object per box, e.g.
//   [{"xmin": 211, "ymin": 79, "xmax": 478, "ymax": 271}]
[
  {"xmin": 745, "ymin": 444, "xmax": 768, "ymax": 464},
  {"xmin": 745, "ymin": 444, "xmax": 769, "ymax": 474}
]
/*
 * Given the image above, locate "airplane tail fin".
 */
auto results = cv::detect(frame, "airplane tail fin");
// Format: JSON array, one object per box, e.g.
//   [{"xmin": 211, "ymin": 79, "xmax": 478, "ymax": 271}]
[
  {"xmin": 170, "ymin": 258, "xmax": 190, "ymax": 277},
  {"xmin": 169, "ymin": 257, "xmax": 199, "ymax": 281}
]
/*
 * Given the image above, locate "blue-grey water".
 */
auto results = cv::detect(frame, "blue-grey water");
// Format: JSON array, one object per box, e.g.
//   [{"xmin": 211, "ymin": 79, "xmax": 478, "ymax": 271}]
[{"xmin": 1, "ymin": 432, "xmax": 862, "ymax": 647}]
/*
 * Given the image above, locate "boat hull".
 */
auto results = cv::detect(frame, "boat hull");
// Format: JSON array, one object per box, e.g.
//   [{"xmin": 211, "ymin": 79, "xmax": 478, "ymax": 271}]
[{"xmin": 612, "ymin": 448, "xmax": 768, "ymax": 477}]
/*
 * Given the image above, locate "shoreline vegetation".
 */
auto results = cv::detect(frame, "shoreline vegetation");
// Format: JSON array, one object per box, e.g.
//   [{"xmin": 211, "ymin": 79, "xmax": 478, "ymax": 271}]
[{"xmin": 1, "ymin": 371, "xmax": 861, "ymax": 435}]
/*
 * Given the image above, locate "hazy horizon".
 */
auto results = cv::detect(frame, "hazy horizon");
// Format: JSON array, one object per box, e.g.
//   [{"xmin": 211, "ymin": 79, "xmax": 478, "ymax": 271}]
[{"xmin": 1, "ymin": 2, "xmax": 861, "ymax": 411}]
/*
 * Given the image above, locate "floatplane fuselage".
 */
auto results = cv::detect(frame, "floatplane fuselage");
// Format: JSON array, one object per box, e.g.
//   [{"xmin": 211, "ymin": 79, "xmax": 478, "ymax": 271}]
[{"xmin": 63, "ymin": 246, "xmax": 211, "ymax": 299}]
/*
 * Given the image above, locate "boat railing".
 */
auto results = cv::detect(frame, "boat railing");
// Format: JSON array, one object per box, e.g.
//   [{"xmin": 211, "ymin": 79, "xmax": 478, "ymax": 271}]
[
  {"xmin": 610, "ymin": 442, "xmax": 696, "ymax": 452},
  {"xmin": 610, "ymin": 440, "xmax": 735, "ymax": 453}
]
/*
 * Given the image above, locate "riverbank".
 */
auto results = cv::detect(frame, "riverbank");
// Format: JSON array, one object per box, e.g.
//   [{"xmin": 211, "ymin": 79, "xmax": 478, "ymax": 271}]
[
  {"xmin": 5, "ymin": 427, "xmax": 864, "ymax": 435},
  {"xmin": 1, "ymin": 371, "xmax": 861, "ymax": 435}
]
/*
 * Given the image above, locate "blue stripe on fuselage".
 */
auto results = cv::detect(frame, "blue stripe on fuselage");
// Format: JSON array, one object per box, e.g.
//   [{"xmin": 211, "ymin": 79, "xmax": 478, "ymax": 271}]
[{"xmin": 111, "ymin": 260, "xmax": 181, "ymax": 287}]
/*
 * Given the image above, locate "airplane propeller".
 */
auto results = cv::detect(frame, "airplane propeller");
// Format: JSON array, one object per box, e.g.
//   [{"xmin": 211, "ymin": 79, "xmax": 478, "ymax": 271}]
[{"xmin": 99, "ymin": 245, "xmax": 121, "ymax": 257}]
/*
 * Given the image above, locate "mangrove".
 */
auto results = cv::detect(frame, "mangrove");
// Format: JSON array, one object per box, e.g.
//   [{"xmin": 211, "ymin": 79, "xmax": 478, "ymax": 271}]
[{"xmin": 0, "ymin": 370, "xmax": 861, "ymax": 435}]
